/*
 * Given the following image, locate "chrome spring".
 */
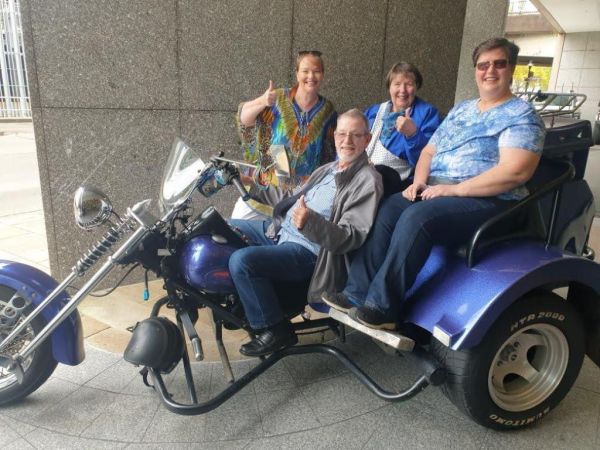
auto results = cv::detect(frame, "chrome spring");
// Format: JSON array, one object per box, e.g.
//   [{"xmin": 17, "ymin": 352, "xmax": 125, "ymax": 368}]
[{"xmin": 74, "ymin": 215, "xmax": 135, "ymax": 275}]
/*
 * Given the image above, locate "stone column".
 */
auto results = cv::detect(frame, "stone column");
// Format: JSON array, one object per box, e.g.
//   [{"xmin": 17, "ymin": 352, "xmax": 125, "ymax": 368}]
[{"xmin": 454, "ymin": 0, "xmax": 509, "ymax": 103}]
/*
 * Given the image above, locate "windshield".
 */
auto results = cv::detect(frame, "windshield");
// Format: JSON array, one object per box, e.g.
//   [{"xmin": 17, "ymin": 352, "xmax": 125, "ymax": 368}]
[{"xmin": 159, "ymin": 138, "xmax": 205, "ymax": 212}]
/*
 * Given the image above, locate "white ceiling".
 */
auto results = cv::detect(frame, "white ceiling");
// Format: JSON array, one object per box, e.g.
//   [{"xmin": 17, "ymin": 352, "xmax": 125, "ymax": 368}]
[{"xmin": 536, "ymin": 0, "xmax": 600, "ymax": 33}]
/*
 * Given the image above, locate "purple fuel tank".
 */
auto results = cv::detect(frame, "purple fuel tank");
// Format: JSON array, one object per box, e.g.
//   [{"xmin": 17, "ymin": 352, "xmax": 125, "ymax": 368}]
[{"xmin": 179, "ymin": 235, "xmax": 243, "ymax": 294}]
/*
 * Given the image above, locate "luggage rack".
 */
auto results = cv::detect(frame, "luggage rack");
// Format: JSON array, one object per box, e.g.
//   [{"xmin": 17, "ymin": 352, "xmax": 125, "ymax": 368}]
[{"xmin": 515, "ymin": 91, "xmax": 587, "ymax": 128}]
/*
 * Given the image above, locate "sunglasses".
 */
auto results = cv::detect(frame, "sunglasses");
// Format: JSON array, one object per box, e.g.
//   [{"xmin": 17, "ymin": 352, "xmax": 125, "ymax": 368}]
[
  {"xmin": 298, "ymin": 50, "xmax": 323, "ymax": 57},
  {"xmin": 475, "ymin": 59, "xmax": 508, "ymax": 71}
]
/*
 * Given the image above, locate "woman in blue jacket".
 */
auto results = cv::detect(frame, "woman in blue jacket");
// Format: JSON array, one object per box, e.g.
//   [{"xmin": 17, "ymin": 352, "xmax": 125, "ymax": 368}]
[{"xmin": 365, "ymin": 62, "xmax": 441, "ymax": 193}]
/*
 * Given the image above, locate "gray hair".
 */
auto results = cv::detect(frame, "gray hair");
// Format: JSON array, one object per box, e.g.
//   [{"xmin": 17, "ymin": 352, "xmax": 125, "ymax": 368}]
[{"xmin": 337, "ymin": 108, "xmax": 369, "ymax": 133}]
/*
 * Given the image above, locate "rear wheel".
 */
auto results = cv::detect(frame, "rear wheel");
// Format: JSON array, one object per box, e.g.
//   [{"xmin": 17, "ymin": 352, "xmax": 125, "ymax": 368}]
[
  {"xmin": 431, "ymin": 292, "xmax": 585, "ymax": 430},
  {"xmin": 0, "ymin": 284, "xmax": 57, "ymax": 405}
]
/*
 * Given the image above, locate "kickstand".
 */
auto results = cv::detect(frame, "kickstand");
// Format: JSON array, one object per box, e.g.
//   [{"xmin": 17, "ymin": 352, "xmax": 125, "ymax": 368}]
[{"xmin": 210, "ymin": 310, "xmax": 235, "ymax": 383}]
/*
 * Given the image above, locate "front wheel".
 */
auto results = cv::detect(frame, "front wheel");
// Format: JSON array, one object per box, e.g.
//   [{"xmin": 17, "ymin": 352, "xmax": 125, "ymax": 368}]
[
  {"xmin": 0, "ymin": 284, "xmax": 57, "ymax": 405},
  {"xmin": 431, "ymin": 292, "xmax": 585, "ymax": 430}
]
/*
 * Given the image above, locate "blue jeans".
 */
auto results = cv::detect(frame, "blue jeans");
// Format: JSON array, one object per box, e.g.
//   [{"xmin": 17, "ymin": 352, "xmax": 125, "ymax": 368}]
[
  {"xmin": 344, "ymin": 193, "xmax": 511, "ymax": 317},
  {"xmin": 228, "ymin": 219, "xmax": 316, "ymax": 329}
]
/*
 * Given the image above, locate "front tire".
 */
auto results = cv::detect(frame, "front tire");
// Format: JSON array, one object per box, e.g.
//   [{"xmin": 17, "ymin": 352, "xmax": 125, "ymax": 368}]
[
  {"xmin": 431, "ymin": 292, "xmax": 585, "ymax": 430},
  {"xmin": 0, "ymin": 284, "xmax": 58, "ymax": 405}
]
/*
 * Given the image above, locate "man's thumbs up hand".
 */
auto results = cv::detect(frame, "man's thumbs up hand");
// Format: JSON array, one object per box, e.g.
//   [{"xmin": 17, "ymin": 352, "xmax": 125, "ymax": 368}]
[{"xmin": 292, "ymin": 195, "xmax": 310, "ymax": 230}]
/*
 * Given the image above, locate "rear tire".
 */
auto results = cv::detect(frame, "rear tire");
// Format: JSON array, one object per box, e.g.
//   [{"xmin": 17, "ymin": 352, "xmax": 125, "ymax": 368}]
[
  {"xmin": 431, "ymin": 292, "xmax": 585, "ymax": 430},
  {"xmin": 0, "ymin": 284, "xmax": 58, "ymax": 405}
]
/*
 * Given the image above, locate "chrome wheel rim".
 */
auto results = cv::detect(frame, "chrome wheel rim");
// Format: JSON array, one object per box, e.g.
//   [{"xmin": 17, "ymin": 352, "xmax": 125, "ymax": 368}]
[
  {"xmin": 488, "ymin": 323, "xmax": 569, "ymax": 412},
  {"xmin": 0, "ymin": 298, "xmax": 35, "ymax": 390}
]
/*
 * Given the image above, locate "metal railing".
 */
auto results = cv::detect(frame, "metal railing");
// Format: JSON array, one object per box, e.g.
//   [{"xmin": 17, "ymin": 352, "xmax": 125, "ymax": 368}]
[
  {"xmin": 515, "ymin": 90, "xmax": 587, "ymax": 127},
  {"xmin": 0, "ymin": 0, "xmax": 30, "ymax": 119}
]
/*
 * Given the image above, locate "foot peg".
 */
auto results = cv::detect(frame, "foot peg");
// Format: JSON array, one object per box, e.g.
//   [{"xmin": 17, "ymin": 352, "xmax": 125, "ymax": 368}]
[
  {"xmin": 190, "ymin": 336, "xmax": 204, "ymax": 361},
  {"xmin": 328, "ymin": 308, "xmax": 415, "ymax": 352},
  {"xmin": 179, "ymin": 312, "xmax": 204, "ymax": 361}
]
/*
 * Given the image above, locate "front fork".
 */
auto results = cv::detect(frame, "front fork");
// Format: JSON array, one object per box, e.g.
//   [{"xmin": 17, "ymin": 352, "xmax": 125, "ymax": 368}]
[{"xmin": 0, "ymin": 212, "xmax": 152, "ymax": 382}]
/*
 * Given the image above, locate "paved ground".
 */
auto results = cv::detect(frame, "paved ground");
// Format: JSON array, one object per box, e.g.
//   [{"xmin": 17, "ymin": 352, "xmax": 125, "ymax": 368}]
[{"xmin": 0, "ymin": 122, "xmax": 599, "ymax": 449}]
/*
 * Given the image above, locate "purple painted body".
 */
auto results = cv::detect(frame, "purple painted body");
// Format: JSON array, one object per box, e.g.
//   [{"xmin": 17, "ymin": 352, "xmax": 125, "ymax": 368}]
[
  {"xmin": 0, "ymin": 260, "xmax": 85, "ymax": 365},
  {"xmin": 403, "ymin": 241, "xmax": 600, "ymax": 350},
  {"xmin": 180, "ymin": 235, "xmax": 243, "ymax": 294}
]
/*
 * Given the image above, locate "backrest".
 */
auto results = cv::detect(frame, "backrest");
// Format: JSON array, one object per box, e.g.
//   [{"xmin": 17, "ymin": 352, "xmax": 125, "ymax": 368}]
[{"xmin": 526, "ymin": 120, "xmax": 594, "ymax": 249}]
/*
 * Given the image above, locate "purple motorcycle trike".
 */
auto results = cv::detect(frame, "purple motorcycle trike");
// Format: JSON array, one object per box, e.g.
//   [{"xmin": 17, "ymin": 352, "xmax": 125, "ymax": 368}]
[{"xmin": 0, "ymin": 119, "xmax": 599, "ymax": 430}]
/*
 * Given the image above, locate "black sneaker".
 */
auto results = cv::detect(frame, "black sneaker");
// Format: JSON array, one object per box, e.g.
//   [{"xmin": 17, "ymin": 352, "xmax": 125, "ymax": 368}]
[
  {"xmin": 348, "ymin": 306, "xmax": 396, "ymax": 331},
  {"xmin": 321, "ymin": 292, "xmax": 355, "ymax": 313}
]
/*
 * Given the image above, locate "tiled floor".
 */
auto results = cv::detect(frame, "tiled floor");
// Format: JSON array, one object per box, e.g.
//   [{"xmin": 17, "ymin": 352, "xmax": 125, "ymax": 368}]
[
  {"xmin": 0, "ymin": 210, "xmax": 50, "ymax": 274},
  {"xmin": 1, "ymin": 122, "xmax": 599, "ymax": 448}
]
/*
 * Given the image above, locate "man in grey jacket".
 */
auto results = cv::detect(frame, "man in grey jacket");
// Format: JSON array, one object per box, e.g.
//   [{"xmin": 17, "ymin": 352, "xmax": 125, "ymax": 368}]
[{"xmin": 229, "ymin": 109, "xmax": 383, "ymax": 357}]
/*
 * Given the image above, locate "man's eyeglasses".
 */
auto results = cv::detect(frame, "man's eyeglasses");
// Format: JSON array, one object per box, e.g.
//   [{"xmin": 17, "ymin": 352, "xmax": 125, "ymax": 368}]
[
  {"xmin": 475, "ymin": 59, "xmax": 508, "ymax": 71},
  {"xmin": 334, "ymin": 131, "xmax": 367, "ymax": 140},
  {"xmin": 298, "ymin": 50, "xmax": 323, "ymax": 57}
]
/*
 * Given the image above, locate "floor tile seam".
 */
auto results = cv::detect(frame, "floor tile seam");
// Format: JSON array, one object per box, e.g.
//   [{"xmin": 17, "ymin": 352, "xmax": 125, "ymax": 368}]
[
  {"xmin": 253, "ymin": 402, "xmax": 395, "ymax": 443},
  {"xmin": 16, "ymin": 426, "xmax": 40, "ymax": 449},
  {"xmin": 2, "ymin": 413, "xmax": 127, "ymax": 444},
  {"xmin": 33, "ymin": 421, "xmax": 133, "ymax": 445},
  {"xmin": 408, "ymin": 394, "xmax": 468, "ymax": 422},
  {"xmin": 0, "ymin": 211, "xmax": 44, "ymax": 221},
  {"xmin": 134, "ymin": 397, "xmax": 162, "ymax": 444},
  {"xmin": 294, "ymin": 379, "xmax": 322, "ymax": 426},
  {"xmin": 0, "ymin": 234, "xmax": 45, "ymax": 244},
  {"xmin": 595, "ymin": 411, "xmax": 600, "ymax": 448},
  {"xmin": 0, "ymin": 413, "xmax": 35, "ymax": 440},
  {"xmin": 76, "ymin": 407, "xmax": 124, "ymax": 441},
  {"xmin": 2, "ymin": 402, "xmax": 56, "ymax": 429},
  {"xmin": 572, "ymin": 384, "xmax": 600, "ymax": 395},
  {"xmin": 359, "ymin": 426, "xmax": 378, "ymax": 450},
  {"xmin": 10, "ymin": 224, "xmax": 46, "ymax": 236},
  {"xmin": 475, "ymin": 428, "xmax": 493, "ymax": 450},
  {"xmin": 253, "ymin": 386, "xmax": 266, "ymax": 439},
  {"xmin": 81, "ymin": 355, "xmax": 127, "ymax": 387},
  {"xmin": 0, "ymin": 225, "xmax": 34, "ymax": 236},
  {"xmin": 81, "ymin": 325, "xmax": 112, "ymax": 341},
  {"xmin": 287, "ymin": 370, "xmax": 350, "ymax": 388},
  {"xmin": 279, "ymin": 356, "xmax": 301, "ymax": 390}
]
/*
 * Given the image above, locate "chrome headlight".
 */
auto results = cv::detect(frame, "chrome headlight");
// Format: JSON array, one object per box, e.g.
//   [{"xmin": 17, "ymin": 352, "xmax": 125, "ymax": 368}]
[{"xmin": 73, "ymin": 185, "xmax": 113, "ymax": 230}]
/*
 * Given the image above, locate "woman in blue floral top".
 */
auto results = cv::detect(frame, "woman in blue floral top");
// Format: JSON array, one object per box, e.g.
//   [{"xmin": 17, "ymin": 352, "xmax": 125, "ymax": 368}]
[{"xmin": 322, "ymin": 38, "xmax": 546, "ymax": 330}]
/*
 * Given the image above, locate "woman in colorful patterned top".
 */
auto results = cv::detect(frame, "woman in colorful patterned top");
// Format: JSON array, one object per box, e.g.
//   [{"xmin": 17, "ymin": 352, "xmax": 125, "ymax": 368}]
[
  {"xmin": 322, "ymin": 37, "xmax": 546, "ymax": 331},
  {"xmin": 233, "ymin": 51, "xmax": 337, "ymax": 219},
  {"xmin": 364, "ymin": 62, "xmax": 441, "ymax": 193}
]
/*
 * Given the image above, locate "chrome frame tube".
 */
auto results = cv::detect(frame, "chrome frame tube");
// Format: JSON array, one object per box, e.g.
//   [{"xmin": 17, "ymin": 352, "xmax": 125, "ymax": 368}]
[{"xmin": 10, "ymin": 226, "xmax": 149, "ymax": 362}]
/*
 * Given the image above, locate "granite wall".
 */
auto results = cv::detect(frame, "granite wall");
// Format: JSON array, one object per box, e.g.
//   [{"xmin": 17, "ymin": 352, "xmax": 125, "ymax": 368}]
[{"xmin": 21, "ymin": 0, "xmax": 484, "ymax": 281}]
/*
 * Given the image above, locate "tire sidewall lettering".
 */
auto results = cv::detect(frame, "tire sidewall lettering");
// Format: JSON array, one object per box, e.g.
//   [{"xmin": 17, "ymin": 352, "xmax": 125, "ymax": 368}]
[
  {"xmin": 489, "ymin": 406, "xmax": 551, "ymax": 426},
  {"xmin": 510, "ymin": 311, "xmax": 565, "ymax": 333}
]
